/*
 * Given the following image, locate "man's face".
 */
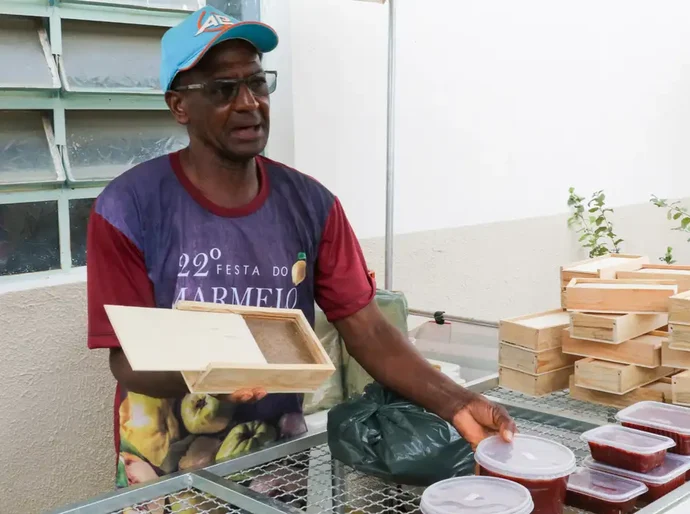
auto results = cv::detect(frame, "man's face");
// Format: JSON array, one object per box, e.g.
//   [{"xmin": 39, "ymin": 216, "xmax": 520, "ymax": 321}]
[{"xmin": 166, "ymin": 40, "xmax": 270, "ymax": 162}]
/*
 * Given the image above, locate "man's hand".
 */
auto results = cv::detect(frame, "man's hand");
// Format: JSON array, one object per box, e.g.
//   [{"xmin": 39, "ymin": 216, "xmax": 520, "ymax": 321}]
[
  {"xmin": 215, "ymin": 388, "xmax": 267, "ymax": 403},
  {"xmin": 452, "ymin": 393, "xmax": 516, "ymax": 449}
]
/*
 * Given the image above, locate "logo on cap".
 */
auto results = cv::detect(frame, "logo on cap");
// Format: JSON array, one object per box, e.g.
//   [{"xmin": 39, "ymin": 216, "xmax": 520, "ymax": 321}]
[{"xmin": 195, "ymin": 10, "xmax": 235, "ymax": 37}]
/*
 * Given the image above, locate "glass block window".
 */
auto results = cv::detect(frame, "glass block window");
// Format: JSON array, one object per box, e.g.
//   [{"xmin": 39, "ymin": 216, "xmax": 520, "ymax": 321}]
[
  {"xmin": 0, "ymin": 201, "xmax": 60, "ymax": 276},
  {"xmin": 0, "ymin": 111, "xmax": 61, "ymax": 186},
  {"xmin": 65, "ymin": 110, "xmax": 188, "ymax": 181},
  {"xmin": 69, "ymin": 198, "xmax": 95, "ymax": 267},
  {"xmin": 0, "ymin": 16, "xmax": 57, "ymax": 89},
  {"xmin": 61, "ymin": 20, "xmax": 166, "ymax": 92}
]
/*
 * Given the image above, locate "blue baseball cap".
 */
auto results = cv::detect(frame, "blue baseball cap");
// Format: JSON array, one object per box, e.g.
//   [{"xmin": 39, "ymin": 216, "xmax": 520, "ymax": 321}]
[{"xmin": 160, "ymin": 6, "xmax": 279, "ymax": 92}]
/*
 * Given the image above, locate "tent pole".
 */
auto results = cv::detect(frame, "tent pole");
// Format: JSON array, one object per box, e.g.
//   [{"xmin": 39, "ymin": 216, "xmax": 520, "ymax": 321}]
[{"xmin": 384, "ymin": 0, "xmax": 396, "ymax": 290}]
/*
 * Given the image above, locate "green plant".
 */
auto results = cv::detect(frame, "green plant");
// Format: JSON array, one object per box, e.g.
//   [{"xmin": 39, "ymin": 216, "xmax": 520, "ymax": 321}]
[
  {"xmin": 650, "ymin": 195, "xmax": 690, "ymax": 241},
  {"xmin": 660, "ymin": 246, "xmax": 676, "ymax": 265},
  {"xmin": 567, "ymin": 187, "xmax": 623, "ymax": 257}
]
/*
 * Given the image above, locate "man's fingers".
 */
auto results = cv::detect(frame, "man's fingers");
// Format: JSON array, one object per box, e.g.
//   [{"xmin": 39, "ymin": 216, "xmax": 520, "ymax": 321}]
[{"xmin": 490, "ymin": 402, "xmax": 517, "ymax": 443}]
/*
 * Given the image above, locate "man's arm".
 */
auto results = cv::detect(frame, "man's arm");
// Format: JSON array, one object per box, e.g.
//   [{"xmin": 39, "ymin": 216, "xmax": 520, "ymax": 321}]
[{"xmin": 315, "ymin": 196, "xmax": 515, "ymax": 448}]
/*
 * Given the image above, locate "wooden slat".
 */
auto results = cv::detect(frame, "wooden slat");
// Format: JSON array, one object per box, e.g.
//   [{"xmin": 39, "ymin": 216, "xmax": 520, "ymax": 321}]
[
  {"xmin": 499, "ymin": 342, "xmax": 578, "ymax": 374},
  {"xmin": 569, "ymin": 311, "xmax": 667, "ymax": 344},
  {"xmin": 669, "ymin": 291, "xmax": 690, "ymax": 325},
  {"xmin": 670, "ymin": 323, "xmax": 690, "ymax": 351},
  {"xmin": 564, "ymin": 278, "xmax": 678, "ymax": 314},
  {"xmin": 499, "ymin": 366, "xmax": 573, "ymax": 397},
  {"xmin": 618, "ymin": 265, "xmax": 690, "ymax": 293},
  {"xmin": 672, "ymin": 370, "xmax": 690, "ymax": 406},
  {"xmin": 569, "ymin": 375, "xmax": 671, "ymax": 408},
  {"xmin": 574, "ymin": 357, "xmax": 675, "ymax": 394},
  {"xmin": 562, "ymin": 329, "xmax": 663, "ymax": 368},
  {"xmin": 498, "ymin": 310, "xmax": 569, "ymax": 351}
]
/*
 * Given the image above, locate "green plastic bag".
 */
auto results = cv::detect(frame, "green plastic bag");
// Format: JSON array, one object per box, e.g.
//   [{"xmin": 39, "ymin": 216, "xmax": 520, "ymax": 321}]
[
  {"xmin": 327, "ymin": 383, "xmax": 474, "ymax": 486},
  {"xmin": 342, "ymin": 290, "xmax": 409, "ymax": 398}
]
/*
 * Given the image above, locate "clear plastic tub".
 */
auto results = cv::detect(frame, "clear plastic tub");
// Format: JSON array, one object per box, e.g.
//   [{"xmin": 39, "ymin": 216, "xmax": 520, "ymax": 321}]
[
  {"xmin": 581, "ymin": 425, "xmax": 675, "ymax": 473},
  {"xmin": 616, "ymin": 401, "xmax": 690, "ymax": 455},
  {"xmin": 420, "ymin": 476, "xmax": 534, "ymax": 514},
  {"xmin": 585, "ymin": 454, "xmax": 690, "ymax": 503},
  {"xmin": 475, "ymin": 434, "xmax": 577, "ymax": 514},
  {"xmin": 565, "ymin": 467, "xmax": 647, "ymax": 514}
]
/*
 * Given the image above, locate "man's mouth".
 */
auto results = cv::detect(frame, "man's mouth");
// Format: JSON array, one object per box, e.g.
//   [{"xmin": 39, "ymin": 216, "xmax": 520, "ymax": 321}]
[{"xmin": 230, "ymin": 123, "xmax": 263, "ymax": 141}]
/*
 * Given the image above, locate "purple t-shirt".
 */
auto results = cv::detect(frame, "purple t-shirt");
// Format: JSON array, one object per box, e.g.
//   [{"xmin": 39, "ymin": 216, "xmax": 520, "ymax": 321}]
[{"xmin": 87, "ymin": 151, "xmax": 375, "ymax": 487}]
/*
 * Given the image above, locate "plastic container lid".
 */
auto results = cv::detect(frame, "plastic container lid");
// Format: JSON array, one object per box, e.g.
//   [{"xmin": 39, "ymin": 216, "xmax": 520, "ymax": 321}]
[
  {"xmin": 475, "ymin": 434, "xmax": 577, "ymax": 480},
  {"xmin": 581, "ymin": 424, "xmax": 676, "ymax": 454},
  {"xmin": 567, "ymin": 467, "xmax": 648, "ymax": 503},
  {"xmin": 616, "ymin": 401, "xmax": 690, "ymax": 436},
  {"xmin": 420, "ymin": 476, "xmax": 534, "ymax": 514},
  {"xmin": 584, "ymin": 454, "xmax": 690, "ymax": 485}
]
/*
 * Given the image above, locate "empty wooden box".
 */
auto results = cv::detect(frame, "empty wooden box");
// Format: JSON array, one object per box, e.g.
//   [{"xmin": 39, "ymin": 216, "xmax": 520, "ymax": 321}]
[
  {"xmin": 560, "ymin": 254, "xmax": 649, "ymax": 289},
  {"xmin": 562, "ymin": 328, "xmax": 664, "ymax": 368},
  {"xmin": 569, "ymin": 375, "xmax": 671, "ymax": 408},
  {"xmin": 574, "ymin": 358, "xmax": 675, "ymax": 395},
  {"xmin": 564, "ymin": 278, "xmax": 678, "ymax": 314},
  {"xmin": 670, "ymin": 291, "xmax": 690, "ymax": 325},
  {"xmin": 662, "ymin": 339, "xmax": 690, "ymax": 369},
  {"xmin": 670, "ymin": 323, "xmax": 690, "ymax": 352},
  {"xmin": 673, "ymin": 370, "xmax": 690, "ymax": 406},
  {"xmin": 569, "ymin": 311, "xmax": 668, "ymax": 344},
  {"xmin": 618, "ymin": 264, "xmax": 690, "ymax": 293},
  {"xmin": 105, "ymin": 301, "xmax": 336, "ymax": 394},
  {"xmin": 498, "ymin": 310, "xmax": 570, "ymax": 351},
  {"xmin": 498, "ymin": 365, "xmax": 573, "ymax": 397},
  {"xmin": 499, "ymin": 342, "xmax": 578, "ymax": 374}
]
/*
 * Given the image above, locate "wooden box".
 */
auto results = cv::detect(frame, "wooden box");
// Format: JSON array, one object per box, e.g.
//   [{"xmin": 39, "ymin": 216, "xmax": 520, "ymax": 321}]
[
  {"xmin": 618, "ymin": 264, "xmax": 690, "ymax": 293},
  {"xmin": 672, "ymin": 370, "xmax": 690, "ymax": 406},
  {"xmin": 499, "ymin": 342, "xmax": 578, "ymax": 375},
  {"xmin": 498, "ymin": 365, "xmax": 573, "ymax": 397},
  {"xmin": 574, "ymin": 358, "xmax": 675, "ymax": 395},
  {"xmin": 564, "ymin": 278, "xmax": 678, "ymax": 314},
  {"xmin": 569, "ymin": 375, "xmax": 671, "ymax": 408},
  {"xmin": 670, "ymin": 291, "xmax": 690, "ymax": 325},
  {"xmin": 498, "ymin": 310, "xmax": 569, "ymax": 351},
  {"xmin": 560, "ymin": 254, "xmax": 649, "ymax": 288},
  {"xmin": 662, "ymin": 339, "xmax": 690, "ymax": 369},
  {"xmin": 562, "ymin": 328, "xmax": 663, "ymax": 368},
  {"xmin": 105, "ymin": 301, "xmax": 336, "ymax": 394},
  {"xmin": 569, "ymin": 311, "xmax": 667, "ymax": 344},
  {"xmin": 670, "ymin": 323, "xmax": 690, "ymax": 352}
]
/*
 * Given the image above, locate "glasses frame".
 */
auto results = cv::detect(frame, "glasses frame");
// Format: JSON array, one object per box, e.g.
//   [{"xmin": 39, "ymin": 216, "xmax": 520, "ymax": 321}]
[{"xmin": 169, "ymin": 70, "xmax": 278, "ymax": 103}]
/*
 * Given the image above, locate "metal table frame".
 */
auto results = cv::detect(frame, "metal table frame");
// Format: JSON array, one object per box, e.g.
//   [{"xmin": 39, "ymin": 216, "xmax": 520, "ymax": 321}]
[{"xmin": 48, "ymin": 375, "xmax": 690, "ymax": 514}]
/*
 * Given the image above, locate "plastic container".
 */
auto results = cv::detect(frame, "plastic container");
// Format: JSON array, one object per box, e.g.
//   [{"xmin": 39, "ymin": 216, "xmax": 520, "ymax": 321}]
[
  {"xmin": 475, "ymin": 434, "xmax": 577, "ymax": 514},
  {"xmin": 581, "ymin": 425, "xmax": 675, "ymax": 473},
  {"xmin": 616, "ymin": 401, "xmax": 690, "ymax": 455},
  {"xmin": 565, "ymin": 467, "xmax": 647, "ymax": 514},
  {"xmin": 420, "ymin": 476, "xmax": 534, "ymax": 514},
  {"xmin": 585, "ymin": 454, "xmax": 690, "ymax": 503}
]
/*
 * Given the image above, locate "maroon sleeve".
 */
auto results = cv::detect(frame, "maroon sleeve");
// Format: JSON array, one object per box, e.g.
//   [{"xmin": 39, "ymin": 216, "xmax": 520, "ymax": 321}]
[
  {"xmin": 315, "ymin": 197, "xmax": 376, "ymax": 321},
  {"xmin": 86, "ymin": 208, "xmax": 156, "ymax": 349}
]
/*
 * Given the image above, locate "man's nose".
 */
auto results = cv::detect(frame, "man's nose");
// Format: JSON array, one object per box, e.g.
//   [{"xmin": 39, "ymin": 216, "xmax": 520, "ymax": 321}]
[{"xmin": 232, "ymin": 83, "xmax": 260, "ymax": 111}]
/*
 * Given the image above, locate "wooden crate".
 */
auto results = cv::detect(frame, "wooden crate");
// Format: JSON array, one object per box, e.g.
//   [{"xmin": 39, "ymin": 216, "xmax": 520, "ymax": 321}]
[
  {"xmin": 569, "ymin": 375, "xmax": 671, "ymax": 408},
  {"xmin": 498, "ymin": 310, "xmax": 569, "ymax": 351},
  {"xmin": 499, "ymin": 342, "xmax": 578, "ymax": 374},
  {"xmin": 564, "ymin": 278, "xmax": 678, "ymax": 314},
  {"xmin": 673, "ymin": 370, "xmax": 690, "ymax": 406},
  {"xmin": 569, "ymin": 311, "xmax": 667, "ymax": 344},
  {"xmin": 499, "ymin": 365, "xmax": 573, "ymax": 397},
  {"xmin": 105, "ymin": 301, "xmax": 336, "ymax": 394},
  {"xmin": 618, "ymin": 265, "xmax": 690, "ymax": 293},
  {"xmin": 670, "ymin": 323, "xmax": 690, "ymax": 352},
  {"xmin": 562, "ymin": 328, "xmax": 663, "ymax": 368},
  {"xmin": 662, "ymin": 339, "xmax": 690, "ymax": 369},
  {"xmin": 560, "ymin": 254, "xmax": 649, "ymax": 288},
  {"xmin": 669, "ymin": 291, "xmax": 690, "ymax": 325},
  {"xmin": 574, "ymin": 358, "xmax": 675, "ymax": 395}
]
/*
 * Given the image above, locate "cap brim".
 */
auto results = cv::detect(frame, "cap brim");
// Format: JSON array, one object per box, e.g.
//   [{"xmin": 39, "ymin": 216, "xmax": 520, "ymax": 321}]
[{"xmin": 179, "ymin": 21, "xmax": 278, "ymax": 74}]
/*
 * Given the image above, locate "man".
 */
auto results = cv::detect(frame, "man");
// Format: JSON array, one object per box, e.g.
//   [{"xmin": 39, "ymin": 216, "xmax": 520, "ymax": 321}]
[{"xmin": 87, "ymin": 6, "xmax": 515, "ymax": 488}]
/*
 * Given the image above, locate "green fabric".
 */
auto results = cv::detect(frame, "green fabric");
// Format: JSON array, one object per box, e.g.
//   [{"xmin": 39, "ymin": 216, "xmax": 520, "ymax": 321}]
[
  {"xmin": 342, "ymin": 290, "xmax": 409, "ymax": 399},
  {"xmin": 327, "ymin": 382, "xmax": 474, "ymax": 486}
]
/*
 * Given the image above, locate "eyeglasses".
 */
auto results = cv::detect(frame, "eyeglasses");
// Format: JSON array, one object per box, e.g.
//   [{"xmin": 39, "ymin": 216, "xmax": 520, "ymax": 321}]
[{"xmin": 171, "ymin": 71, "xmax": 277, "ymax": 104}]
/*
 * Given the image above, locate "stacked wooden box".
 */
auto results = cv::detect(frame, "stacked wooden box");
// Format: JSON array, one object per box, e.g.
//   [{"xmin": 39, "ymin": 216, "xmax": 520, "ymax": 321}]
[{"xmin": 498, "ymin": 254, "xmax": 690, "ymax": 404}]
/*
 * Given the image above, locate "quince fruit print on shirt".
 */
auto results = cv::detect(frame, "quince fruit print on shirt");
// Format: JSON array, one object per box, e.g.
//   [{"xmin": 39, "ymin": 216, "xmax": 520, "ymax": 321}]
[
  {"xmin": 216, "ymin": 421, "xmax": 277, "ymax": 461},
  {"xmin": 292, "ymin": 252, "xmax": 307, "ymax": 286},
  {"xmin": 180, "ymin": 393, "xmax": 231, "ymax": 435},
  {"xmin": 119, "ymin": 392, "xmax": 180, "ymax": 467}
]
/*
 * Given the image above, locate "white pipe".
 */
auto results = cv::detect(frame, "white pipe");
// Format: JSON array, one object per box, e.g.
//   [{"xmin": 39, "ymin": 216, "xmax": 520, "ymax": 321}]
[{"xmin": 384, "ymin": 0, "xmax": 396, "ymax": 290}]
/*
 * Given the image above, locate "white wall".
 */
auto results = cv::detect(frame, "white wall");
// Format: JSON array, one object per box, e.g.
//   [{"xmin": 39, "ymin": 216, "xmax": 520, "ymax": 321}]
[{"xmin": 281, "ymin": 0, "xmax": 690, "ymax": 238}]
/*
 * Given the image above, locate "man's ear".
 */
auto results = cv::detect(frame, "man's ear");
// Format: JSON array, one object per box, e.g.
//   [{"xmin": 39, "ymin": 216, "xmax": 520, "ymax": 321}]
[{"xmin": 165, "ymin": 91, "xmax": 189, "ymax": 125}]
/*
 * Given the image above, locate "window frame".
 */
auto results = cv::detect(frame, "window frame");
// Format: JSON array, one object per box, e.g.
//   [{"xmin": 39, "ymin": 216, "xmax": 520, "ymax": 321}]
[{"xmin": 0, "ymin": 0, "xmax": 261, "ymax": 282}]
